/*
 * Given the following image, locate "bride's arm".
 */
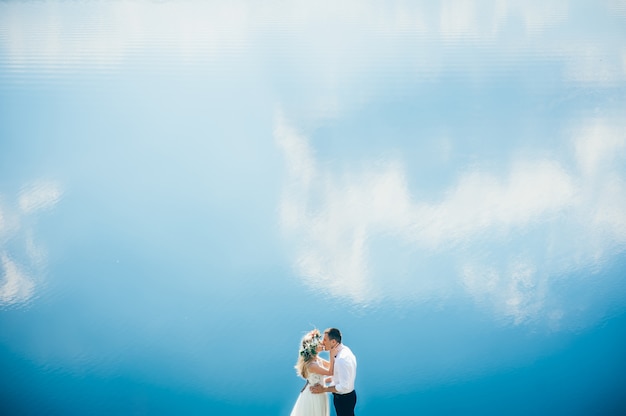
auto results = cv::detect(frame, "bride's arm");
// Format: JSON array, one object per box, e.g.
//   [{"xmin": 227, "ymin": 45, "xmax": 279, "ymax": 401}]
[
  {"xmin": 307, "ymin": 362, "xmax": 332, "ymax": 376},
  {"xmin": 308, "ymin": 352, "xmax": 335, "ymax": 376},
  {"xmin": 307, "ymin": 358, "xmax": 334, "ymax": 376}
]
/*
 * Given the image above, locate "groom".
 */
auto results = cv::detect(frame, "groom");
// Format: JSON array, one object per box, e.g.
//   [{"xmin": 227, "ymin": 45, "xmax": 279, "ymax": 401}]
[{"xmin": 310, "ymin": 328, "xmax": 357, "ymax": 416}]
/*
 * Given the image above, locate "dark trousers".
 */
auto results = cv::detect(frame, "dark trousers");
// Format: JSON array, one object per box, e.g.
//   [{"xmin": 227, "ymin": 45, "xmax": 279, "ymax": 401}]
[{"xmin": 333, "ymin": 390, "xmax": 357, "ymax": 416}]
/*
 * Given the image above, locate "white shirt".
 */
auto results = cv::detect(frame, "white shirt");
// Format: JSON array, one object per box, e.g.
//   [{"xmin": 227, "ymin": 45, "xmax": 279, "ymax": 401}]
[{"xmin": 331, "ymin": 344, "xmax": 357, "ymax": 394}]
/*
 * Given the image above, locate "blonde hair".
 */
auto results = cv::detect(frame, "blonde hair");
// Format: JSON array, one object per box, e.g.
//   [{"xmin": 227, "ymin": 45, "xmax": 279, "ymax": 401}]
[
  {"xmin": 295, "ymin": 354, "xmax": 313, "ymax": 379},
  {"xmin": 294, "ymin": 329, "xmax": 321, "ymax": 379}
]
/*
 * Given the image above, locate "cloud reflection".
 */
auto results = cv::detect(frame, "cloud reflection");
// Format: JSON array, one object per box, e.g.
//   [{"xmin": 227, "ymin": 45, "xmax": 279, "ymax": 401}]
[
  {"xmin": 0, "ymin": 1, "xmax": 251, "ymax": 79},
  {"xmin": 0, "ymin": 253, "xmax": 34, "ymax": 304},
  {"xmin": 0, "ymin": 0, "xmax": 623, "ymax": 87},
  {"xmin": 276, "ymin": 113, "xmax": 626, "ymax": 327},
  {"xmin": 0, "ymin": 181, "xmax": 62, "ymax": 306}
]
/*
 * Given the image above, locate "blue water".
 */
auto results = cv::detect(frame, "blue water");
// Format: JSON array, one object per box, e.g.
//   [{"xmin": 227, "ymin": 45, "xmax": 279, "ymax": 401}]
[{"xmin": 1, "ymin": 1, "xmax": 626, "ymax": 415}]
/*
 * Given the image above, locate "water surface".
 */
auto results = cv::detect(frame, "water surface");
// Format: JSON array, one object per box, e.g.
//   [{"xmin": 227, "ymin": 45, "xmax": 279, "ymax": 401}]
[{"xmin": 1, "ymin": 1, "xmax": 626, "ymax": 414}]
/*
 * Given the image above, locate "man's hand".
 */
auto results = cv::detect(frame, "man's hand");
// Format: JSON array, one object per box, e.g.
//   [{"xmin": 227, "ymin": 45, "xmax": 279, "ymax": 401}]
[{"xmin": 309, "ymin": 383, "xmax": 325, "ymax": 394}]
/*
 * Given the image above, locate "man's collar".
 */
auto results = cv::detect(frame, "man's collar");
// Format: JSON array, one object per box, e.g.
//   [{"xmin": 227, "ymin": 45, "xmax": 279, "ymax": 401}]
[{"xmin": 334, "ymin": 343, "xmax": 344, "ymax": 356}]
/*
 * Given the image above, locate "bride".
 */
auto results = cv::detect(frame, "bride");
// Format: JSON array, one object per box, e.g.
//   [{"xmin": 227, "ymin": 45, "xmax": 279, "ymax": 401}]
[{"xmin": 290, "ymin": 329, "xmax": 335, "ymax": 416}]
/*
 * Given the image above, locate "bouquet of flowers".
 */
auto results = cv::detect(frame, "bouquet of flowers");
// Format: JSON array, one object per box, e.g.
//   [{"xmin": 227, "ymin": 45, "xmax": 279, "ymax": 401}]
[{"xmin": 299, "ymin": 329, "xmax": 322, "ymax": 360}]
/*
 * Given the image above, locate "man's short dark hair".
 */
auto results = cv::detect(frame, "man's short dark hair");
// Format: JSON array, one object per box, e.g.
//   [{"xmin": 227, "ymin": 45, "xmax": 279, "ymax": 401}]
[{"xmin": 325, "ymin": 328, "xmax": 342, "ymax": 344}]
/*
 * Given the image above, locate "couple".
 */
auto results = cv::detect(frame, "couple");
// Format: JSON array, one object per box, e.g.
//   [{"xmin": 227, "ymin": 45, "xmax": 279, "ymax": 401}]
[{"xmin": 290, "ymin": 327, "xmax": 357, "ymax": 416}]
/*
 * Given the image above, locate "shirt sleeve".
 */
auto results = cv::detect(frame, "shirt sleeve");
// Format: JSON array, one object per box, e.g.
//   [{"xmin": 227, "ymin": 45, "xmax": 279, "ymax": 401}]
[{"xmin": 332, "ymin": 355, "xmax": 356, "ymax": 394}]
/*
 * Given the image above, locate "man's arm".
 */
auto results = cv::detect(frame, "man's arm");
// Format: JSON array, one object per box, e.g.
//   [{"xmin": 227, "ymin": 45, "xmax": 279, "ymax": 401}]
[{"xmin": 310, "ymin": 384, "xmax": 339, "ymax": 394}]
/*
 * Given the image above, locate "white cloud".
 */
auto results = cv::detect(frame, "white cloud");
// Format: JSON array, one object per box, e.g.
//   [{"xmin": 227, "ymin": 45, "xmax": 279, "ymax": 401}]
[
  {"xmin": 563, "ymin": 43, "xmax": 626, "ymax": 85},
  {"xmin": 0, "ymin": 1, "xmax": 251, "ymax": 76},
  {"xmin": 0, "ymin": 180, "xmax": 62, "ymax": 306},
  {"xmin": 462, "ymin": 260, "xmax": 546, "ymax": 326},
  {"xmin": 0, "ymin": 253, "xmax": 34, "ymax": 305},
  {"xmin": 0, "ymin": 0, "xmax": 621, "ymax": 87},
  {"xmin": 440, "ymin": 0, "xmax": 479, "ymax": 39},
  {"xmin": 19, "ymin": 181, "xmax": 63, "ymax": 214},
  {"xmin": 407, "ymin": 161, "xmax": 576, "ymax": 249},
  {"xmin": 574, "ymin": 118, "xmax": 626, "ymax": 177},
  {"xmin": 276, "ymin": 114, "xmax": 626, "ymax": 327}
]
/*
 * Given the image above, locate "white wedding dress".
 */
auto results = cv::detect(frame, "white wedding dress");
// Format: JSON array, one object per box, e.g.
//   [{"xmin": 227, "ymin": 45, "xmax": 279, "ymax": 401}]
[{"xmin": 290, "ymin": 370, "xmax": 329, "ymax": 416}]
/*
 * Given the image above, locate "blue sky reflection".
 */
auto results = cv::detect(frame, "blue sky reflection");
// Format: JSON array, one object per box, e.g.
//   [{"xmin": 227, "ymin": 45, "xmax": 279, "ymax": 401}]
[{"xmin": 1, "ymin": 0, "xmax": 626, "ymax": 414}]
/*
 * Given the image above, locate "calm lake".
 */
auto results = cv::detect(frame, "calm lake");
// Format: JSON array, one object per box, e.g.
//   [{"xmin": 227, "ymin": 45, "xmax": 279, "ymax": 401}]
[{"xmin": 1, "ymin": 1, "xmax": 626, "ymax": 415}]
